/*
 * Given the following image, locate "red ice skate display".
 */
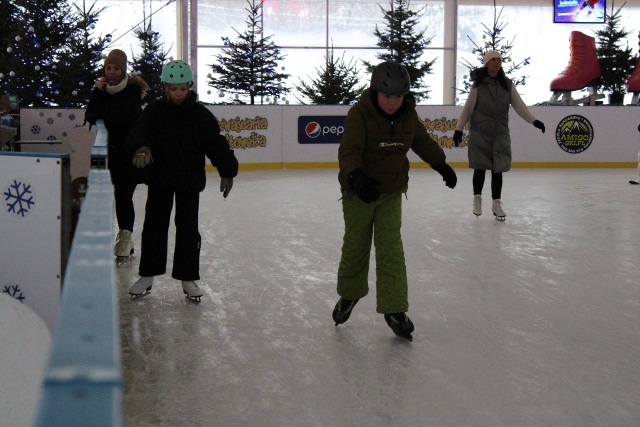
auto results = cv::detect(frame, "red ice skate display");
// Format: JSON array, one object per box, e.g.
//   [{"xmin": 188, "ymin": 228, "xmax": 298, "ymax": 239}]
[{"xmin": 549, "ymin": 31, "xmax": 604, "ymax": 105}]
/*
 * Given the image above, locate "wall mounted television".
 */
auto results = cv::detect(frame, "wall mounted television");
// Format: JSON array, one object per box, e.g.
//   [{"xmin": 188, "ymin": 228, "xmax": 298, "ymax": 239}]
[{"xmin": 554, "ymin": 0, "xmax": 606, "ymax": 23}]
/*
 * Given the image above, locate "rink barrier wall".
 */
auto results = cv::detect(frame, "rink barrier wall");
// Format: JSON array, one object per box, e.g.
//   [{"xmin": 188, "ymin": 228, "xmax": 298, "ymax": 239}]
[
  {"xmin": 35, "ymin": 120, "xmax": 122, "ymax": 427},
  {"xmin": 19, "ymin": 105, "xmax": 640, "ymax": 170}
]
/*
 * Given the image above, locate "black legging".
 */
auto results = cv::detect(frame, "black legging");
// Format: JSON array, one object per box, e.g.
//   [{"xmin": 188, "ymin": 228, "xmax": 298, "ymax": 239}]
[{"xmin": 472, "ymin": 169, "xmax": 503, "ymax": 200}]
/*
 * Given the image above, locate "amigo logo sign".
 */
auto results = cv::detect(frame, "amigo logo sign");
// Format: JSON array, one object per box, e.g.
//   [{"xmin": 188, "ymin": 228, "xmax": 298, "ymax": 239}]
[
  {"xmin": 555, "ymin": 114, "xmax": 594, "ymax": 154},
  {"xmin": 298, "ymin": 116, "xmax": 345, "ymax": 144}
]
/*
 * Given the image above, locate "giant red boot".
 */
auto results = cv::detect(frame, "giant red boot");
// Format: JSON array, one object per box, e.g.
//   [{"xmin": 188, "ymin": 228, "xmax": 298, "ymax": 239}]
[{"xmin": 550, "ymin": 31, "xmax": 603, "ymax": 105}]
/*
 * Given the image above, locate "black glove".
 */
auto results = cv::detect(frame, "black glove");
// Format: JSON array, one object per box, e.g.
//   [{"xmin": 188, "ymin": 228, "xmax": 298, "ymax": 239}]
[
  {"xmin": 84, "ymin": 112, "xmax": 97, "ymax": 126},
  {"xmin": 453, "ymin": 130, "xmax": 463, "ymax": 146},
  {"xmin": 432, "ymin": 163, "xmax": 457, "ymax": 189},
  {"xmin": 533, "ymin": 120, "xmax": 545, "ymax": 133},
  {"xmin": 220, "ymin": 177, "xmax": 233, "ymax": 198},
  {"xmin": 132, "ymin": 146, "xmax": 153, "ymax": 168},
  {"xmin": 637, "ymin": 123, "xmax": 640, "ymax": 132},
  {"xmin": 349, "ymin": 169, "xmax": 380, "ymax": 203}
]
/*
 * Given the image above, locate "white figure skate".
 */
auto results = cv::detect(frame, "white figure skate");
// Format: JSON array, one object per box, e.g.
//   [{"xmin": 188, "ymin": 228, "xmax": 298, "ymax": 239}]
[
  {"xmin": 182, "ymin": 281, "xmax": 203, "ymax": 303},
  {"xmin": 492, "ymin": 199, "xmax": 506, "ymax": 221},
  {"xmin": 473, "ymin": 194, "xmax": 482, "ymax": 217},
  {"xmin": 129, "ymin": 276, "xmax": 153, "ymax": 299},
  {"xmin": 115, "ymin": 230, "xmax": 134, "ymax": 264}
]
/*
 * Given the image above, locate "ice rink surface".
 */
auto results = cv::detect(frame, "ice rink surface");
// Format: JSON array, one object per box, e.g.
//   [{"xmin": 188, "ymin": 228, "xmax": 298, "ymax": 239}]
[{"xmin": 117, "ymin": 168, "xmax": 640, "ymax": 427}]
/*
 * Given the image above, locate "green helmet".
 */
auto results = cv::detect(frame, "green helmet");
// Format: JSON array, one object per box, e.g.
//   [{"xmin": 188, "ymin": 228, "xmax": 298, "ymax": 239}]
[
  {"xmin": 370, "ymin": 61, "xmax": 411, "ymax": 96},
  {"xmin": 161, "ymin": 60, "xmax": 194, "ymax": 84}
]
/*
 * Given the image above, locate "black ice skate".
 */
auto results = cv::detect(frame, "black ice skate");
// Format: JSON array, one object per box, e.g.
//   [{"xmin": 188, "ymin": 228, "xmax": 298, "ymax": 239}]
[
  {"xmin": 129, "ymin": 276, "xmax": 153, "ymax": 299},
  {"xmin": 384, "ymin": 313, "xmax": 414, "ymax": 341},
  {"xmin": 332, "ymin": 298, "xmax": 359, "ymax": 326}
]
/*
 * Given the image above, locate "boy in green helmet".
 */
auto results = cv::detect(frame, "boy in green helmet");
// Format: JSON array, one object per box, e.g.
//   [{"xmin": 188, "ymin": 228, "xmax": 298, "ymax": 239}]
[{"xmin": 126, "ymin": 60, "xmax": 238, "ymax": 302}]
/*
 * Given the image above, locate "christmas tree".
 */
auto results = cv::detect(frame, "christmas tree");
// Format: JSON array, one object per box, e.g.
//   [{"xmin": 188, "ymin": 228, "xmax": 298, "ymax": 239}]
[
  {"xmin": 0, "ymin": 0, "xmax": 76, "ymax": 107},
  {"xmin": 207, "ymin": 0, "xmax": 290, "ymax": 105},
  {"xmin": 458, "ymin": 1, "xmax": 529, "ymax": 96},
  {"xmin": 295, "ymin": 47, "xmax": 367, "ymax": 105},
  {"xmin": 49, "ymin": 0, "xmax": 112, "ymax": 108},
  {"xmin": 130, "ymin": 22, "xmax": 170, "ymax": 105},
  {"xmin": 363, "ymin": 0, "xmax": 436, "ymax": 101},
  {"xmin": 594, "ymin": 2, "xmax": 635, "ymax": 101}
]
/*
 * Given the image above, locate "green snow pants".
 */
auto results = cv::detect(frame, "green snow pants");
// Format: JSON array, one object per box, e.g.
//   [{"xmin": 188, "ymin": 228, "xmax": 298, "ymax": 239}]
[{"xmin": 337, "ymin": 187, "xmax": 408, "ymax": 314}]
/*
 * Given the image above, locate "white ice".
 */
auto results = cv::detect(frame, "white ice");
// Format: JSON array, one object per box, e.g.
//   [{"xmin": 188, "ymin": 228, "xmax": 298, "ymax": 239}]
[{"xmin": 118, "ymin": 168, "xmax": 640, "ymax": 426}]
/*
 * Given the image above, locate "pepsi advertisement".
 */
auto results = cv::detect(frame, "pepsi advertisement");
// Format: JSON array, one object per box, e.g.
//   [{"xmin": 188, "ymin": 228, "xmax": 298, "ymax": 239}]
[
  {"xmin": 554, "ymin": 0, "xmax": 605, "ymax": 23},
  {"xmin": 298, "ymin": 116, "xmax": 345, "ymax": 144}
]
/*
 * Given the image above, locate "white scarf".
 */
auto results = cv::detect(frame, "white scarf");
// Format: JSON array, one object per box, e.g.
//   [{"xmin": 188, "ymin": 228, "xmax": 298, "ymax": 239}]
[{"xmin": 105, "ymin": 76, "xmax": 128, "ymax": 95}]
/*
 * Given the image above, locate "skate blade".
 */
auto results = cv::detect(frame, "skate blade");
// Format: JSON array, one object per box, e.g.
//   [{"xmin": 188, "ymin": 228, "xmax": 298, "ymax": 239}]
[
  {"xmin": 393, "ymin": 331, "xmax": 413, "ymax": 341},
  {"xmin": 129, "ymin": 290, "xmax": 151, "ymax": 300},
  {"xmin": 629, "ymin": 180, "xmax": 639, "ymax": 185},
  {"xmin": 184, "ymin": 294, "xmax": 202, "ymax": 303},
  {"xmin": 116, "ymin": 256, "xmax": 131, "ymax": 266},
  {"xmin": 494, "ymin": 214, "xmax": 506, "ymax": 222}
]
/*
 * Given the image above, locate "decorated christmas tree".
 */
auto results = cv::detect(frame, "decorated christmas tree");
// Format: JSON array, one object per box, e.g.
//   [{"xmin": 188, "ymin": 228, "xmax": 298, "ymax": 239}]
[
  {"xmin": 49, "ymin": 0, "xmax": 112, "ymax": 108},
  {"xmin": 130, "ymin": 22, "xmax": 170, "ymax": 105},
  {"xmin": 0, "ymin": 0, "xmax": 76, "ymax": 107},
  {"xmin": 594, "ymin": 2, "xmax": 635, "ymax": 103},
  {"xmin": 295, "ymin": 47, "xmax": 367, "ymax": 105},
  {"xmin": 207, "ymin": 0, "xmax": 290, "ymax": 105},
  {"xmin": 458, "ymin": 1, "xmax": 529, "ymax": 96},
  {"xmin": 363, "ymin": 0, "xmax": 436, "ymax": 101}
]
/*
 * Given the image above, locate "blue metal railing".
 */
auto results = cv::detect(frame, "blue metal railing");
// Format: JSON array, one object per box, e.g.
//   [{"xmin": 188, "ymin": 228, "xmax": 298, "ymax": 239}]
[{"xmin": 35, "ymin": 120, "xmax": 121, "ymax": 426}]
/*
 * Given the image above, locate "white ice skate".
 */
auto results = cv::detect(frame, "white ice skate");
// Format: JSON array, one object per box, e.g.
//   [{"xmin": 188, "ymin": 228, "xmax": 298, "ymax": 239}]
[
  {"xmin": 129, "ymin": 276, "xmax": 153, "ymax": 299},
  {"xmin": 473, "ymin": 194, "xmax": 482, "ymax": 217},
  {"xmin": 492, "ymin": 199, "xmax": 506, "ymax": 221},
  {"xmin": 115, "ymin": 230, "xmax": 134, "ymax": 263},
  {"xmin": 182, "ymin": 281, "xmax": 203, "ymax": 303},
  {"xmin": 630, "ymin": 179, "xmax": 639, "ymax": 185}
]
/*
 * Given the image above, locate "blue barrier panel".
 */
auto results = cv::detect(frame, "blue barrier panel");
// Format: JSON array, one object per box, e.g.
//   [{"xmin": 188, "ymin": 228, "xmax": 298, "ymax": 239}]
[{"xmin": 35, "ymin": 120, "xmax": 121, "ymax": 427}]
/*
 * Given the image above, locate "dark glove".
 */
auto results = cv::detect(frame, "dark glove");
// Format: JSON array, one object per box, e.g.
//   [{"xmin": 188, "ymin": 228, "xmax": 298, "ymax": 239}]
[
  {"xmin": 132, "ymin": 146, "xmax": 153, "ymax": 168},
  {"xmin": 453, "ymin": 130, "xmax": 463, "ymax": 146},
  {"xmin": 432, "ymin": 162, "xmax": 457, "ymax": 189},
  {"xmin": 220, "ymin": 177, "xmax": 233, "ymax": 198},
  {"xmin": 349, "ymin": 168, "xmax": 380, "ymax": 203},
  {"xmin": 84, "ymin": 112, "xmax": 97, "ymax": 126},
  {"xmin": 637, "ymin": 123, "xmax": 640, "ymax": 132},
  {"xmin": 533, "ymin": 120, "xmax": 545, "ymax": 133}
]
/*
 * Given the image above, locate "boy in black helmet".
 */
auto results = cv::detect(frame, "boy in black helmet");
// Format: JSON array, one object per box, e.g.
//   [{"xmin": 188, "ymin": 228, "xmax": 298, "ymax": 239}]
[{"xmin": 333, "ymin": 61, "xmax": 457, "ymax": 340}]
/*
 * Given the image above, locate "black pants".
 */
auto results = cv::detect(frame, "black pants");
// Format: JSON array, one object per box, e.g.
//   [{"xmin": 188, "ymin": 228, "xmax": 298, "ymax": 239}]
[
  {"xmin": 473, "ymin": 169, "xmax": 503, "ymax": 200},
  {"xmin": 139, "ymin": 184, "xmax": 201, "ymax": 281},
  {"xmin": 113, "ymin": 181, "xmax": 137, "ymax": 231}
]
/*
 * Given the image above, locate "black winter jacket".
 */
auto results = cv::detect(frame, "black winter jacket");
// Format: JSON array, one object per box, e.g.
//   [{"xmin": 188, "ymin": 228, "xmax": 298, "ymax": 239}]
[
  {"xmin": 85, "ymin": 77, "xmax": 147, "ymax": 172},
  {"xmin": 126, "ymin": 91, "xmax": 238, "ymax": 192}
]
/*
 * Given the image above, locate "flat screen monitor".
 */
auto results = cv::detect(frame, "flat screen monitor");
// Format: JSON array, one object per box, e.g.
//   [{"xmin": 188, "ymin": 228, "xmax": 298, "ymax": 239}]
[{"xmin": 554, "ymin": 0, "xmax": 606, "ymax": 23}]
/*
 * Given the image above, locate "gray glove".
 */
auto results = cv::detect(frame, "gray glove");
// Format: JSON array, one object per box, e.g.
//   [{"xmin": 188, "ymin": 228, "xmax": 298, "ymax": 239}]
[
  {"xmin": 132, "ymin": 146, "xmax": 152, "ymax": 168},
  {"xmin": 220, "ymin": 177, "xmax": 233, "ymax": 198}
]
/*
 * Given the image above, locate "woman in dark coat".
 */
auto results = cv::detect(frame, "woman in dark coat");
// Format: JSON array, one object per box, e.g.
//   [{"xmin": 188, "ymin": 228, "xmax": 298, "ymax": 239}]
[{"xmin": 85, "ymin": 49, "xmax": 149, "ymax": 260}]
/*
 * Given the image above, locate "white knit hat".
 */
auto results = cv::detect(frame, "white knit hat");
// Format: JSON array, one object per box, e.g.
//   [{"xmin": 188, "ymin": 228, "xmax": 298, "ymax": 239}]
[{"xmin": 483, "ymin": 50, "xmax": 502, "ymax": 65}]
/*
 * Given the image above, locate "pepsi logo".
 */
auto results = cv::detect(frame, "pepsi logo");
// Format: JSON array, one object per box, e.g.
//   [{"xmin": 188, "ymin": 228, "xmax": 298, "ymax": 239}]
[{"xmin": 305, "ymin": 122, "xmax": 322, "ymax": 138}]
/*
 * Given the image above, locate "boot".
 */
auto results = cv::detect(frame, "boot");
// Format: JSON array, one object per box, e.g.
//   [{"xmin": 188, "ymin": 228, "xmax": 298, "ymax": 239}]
[
  {"xmin": 129, "ymin": 276, "xmax": 153, "ymax": 299},
  {"xmin": 473, "ymin": 194, "xmax": 482, "ymax": 217},
  {"xmin": 384, "ymin": 313, "xmax": 414, "ymax": 341},
  {"xmin": 332, "ymin": 298, "xmax": 359, "ymax": 326},
  {"xmin": 492, "ymin": 199, "xmax": 506, "ymax": 221},
  {"xmin": 115, "ymin": 230, "xmax": 134, "ymax": 260},
  {"xmin": 550, "ymin": 31, "xmax": 601, "ymax": 92},
  {"xmin": 182, "ymin": 281, "xmax": 203, "ymax": 302}
]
